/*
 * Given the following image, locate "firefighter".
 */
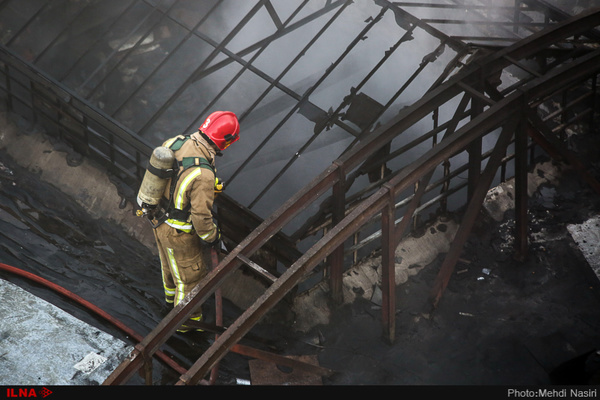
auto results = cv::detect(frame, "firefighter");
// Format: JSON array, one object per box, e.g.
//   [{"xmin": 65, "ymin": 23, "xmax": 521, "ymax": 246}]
[{"xmin": 149, "ymin": 111, "xmax": 240, "ymax": 332}]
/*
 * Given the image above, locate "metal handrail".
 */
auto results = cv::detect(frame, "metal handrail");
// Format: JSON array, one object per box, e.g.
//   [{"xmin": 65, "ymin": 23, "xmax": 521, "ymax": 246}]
[{"xmin": 0, "ymin": 46, "xmax": 154, "ymax": 184}]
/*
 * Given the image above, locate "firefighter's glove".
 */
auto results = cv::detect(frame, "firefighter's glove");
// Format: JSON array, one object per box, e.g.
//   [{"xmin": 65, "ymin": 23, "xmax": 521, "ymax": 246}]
[{"xmin": 201, "ymin": 225, "xmax": 221, "ymax": 248}]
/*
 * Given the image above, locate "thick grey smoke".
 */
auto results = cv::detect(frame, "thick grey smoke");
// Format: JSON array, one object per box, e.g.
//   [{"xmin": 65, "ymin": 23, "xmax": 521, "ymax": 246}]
[{"xmin": 3, "ymin": 0, "xmax": 596, "ymax": 219}]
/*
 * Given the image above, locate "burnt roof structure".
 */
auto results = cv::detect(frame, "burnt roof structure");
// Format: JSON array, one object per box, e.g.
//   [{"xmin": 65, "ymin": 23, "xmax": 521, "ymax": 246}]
[
  {"xmin": 1, "ymin": 0, "xmax": 594, "ymax": 216},
  {"xmin": 2, "ymin": 0, "xmax": 598, "ymax": 264}
]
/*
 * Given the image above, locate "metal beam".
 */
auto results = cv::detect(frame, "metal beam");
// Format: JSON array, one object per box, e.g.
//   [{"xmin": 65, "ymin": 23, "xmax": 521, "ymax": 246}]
[{"xmin": 430, "ymin": 118, "xmax": 520, "ymax": 308}]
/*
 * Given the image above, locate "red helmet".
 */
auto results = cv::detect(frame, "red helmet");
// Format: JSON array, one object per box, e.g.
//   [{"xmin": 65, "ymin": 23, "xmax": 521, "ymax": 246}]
[{"xmin": 199, "ymin": 111, "xmax": 240, "ymax": 151}]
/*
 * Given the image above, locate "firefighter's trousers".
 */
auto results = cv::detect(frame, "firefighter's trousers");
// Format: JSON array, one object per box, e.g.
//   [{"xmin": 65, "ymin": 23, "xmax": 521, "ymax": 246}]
[{"xmin": 153, "ymin": 222, "xmax": 210, "ymax": 321}]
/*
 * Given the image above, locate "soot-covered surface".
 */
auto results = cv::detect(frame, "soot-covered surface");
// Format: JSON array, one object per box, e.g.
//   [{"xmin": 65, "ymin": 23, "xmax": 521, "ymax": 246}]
[
  {"xmin": 294, "ymin": 163, "xmax": 600, "ymax": 385},
  {"xmin": 1, "ymin": 141, "xmax": 600, "ymax": 386},
  {"xmin": 0, "ymin": 148, "xmax": 261, "ymax": 385}
]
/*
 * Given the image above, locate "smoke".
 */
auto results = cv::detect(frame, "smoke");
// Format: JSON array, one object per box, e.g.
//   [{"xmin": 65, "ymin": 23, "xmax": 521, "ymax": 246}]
[
  {"xmin": 205, "ymin": 1, "xmax": 469, "ymax": 215},
  {"xmin": 5, "ymin": 0, "xmax": 597, "ymax": 219}
]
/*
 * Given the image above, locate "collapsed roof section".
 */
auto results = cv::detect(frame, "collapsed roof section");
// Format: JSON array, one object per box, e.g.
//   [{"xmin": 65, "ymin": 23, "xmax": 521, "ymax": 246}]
[{"xmin": 1, "ymin": 0, "xmax": 593, "ymax": 221}]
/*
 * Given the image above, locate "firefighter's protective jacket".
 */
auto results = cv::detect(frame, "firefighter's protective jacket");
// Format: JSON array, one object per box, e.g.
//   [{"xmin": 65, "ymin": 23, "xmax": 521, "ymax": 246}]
[{"xmin": 161, "ymin": 132, "xmax": 218, "ymax": 243}]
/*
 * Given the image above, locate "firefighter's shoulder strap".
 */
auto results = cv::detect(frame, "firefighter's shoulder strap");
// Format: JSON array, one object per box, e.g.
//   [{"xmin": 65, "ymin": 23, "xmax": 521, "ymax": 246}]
[{"xmin": 167, "ymin": 134, "xmax": 215, "ymax": 174}]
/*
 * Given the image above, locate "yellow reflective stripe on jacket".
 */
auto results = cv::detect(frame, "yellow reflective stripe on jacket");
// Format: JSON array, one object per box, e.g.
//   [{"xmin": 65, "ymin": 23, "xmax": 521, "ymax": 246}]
[
  {"xmin": 166, "ymin": 167, "xmax": 203, "ymax": 232},
  {"xmin": 174, "ymin": 168, "xmax": 202, "ymax": 209},
  {"xmin": 165, "ymin": 219, "xmax": 193, "ymax": 232},
  {"xmin": 198, "ymin": 225, "xmax": 216, "ymax": 241}
]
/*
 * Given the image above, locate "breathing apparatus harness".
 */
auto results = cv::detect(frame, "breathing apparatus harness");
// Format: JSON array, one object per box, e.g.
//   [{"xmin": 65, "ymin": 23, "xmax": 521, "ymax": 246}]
[{"xmin": 137, "ymin": 134, "xmax": 223, "ymax": 231}]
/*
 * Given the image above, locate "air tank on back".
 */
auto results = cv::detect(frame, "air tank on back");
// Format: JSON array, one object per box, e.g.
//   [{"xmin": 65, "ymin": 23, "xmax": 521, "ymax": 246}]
[{"xmin": 136, "ymin": 146, "xmax": 175, "ymax": 216}]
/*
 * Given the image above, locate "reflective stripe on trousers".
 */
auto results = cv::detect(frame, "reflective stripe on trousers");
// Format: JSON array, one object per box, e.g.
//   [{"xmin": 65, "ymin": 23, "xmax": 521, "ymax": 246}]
[{"xmin": 166, "ymin": 247, "xmax": 186, "ymax": 306}]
